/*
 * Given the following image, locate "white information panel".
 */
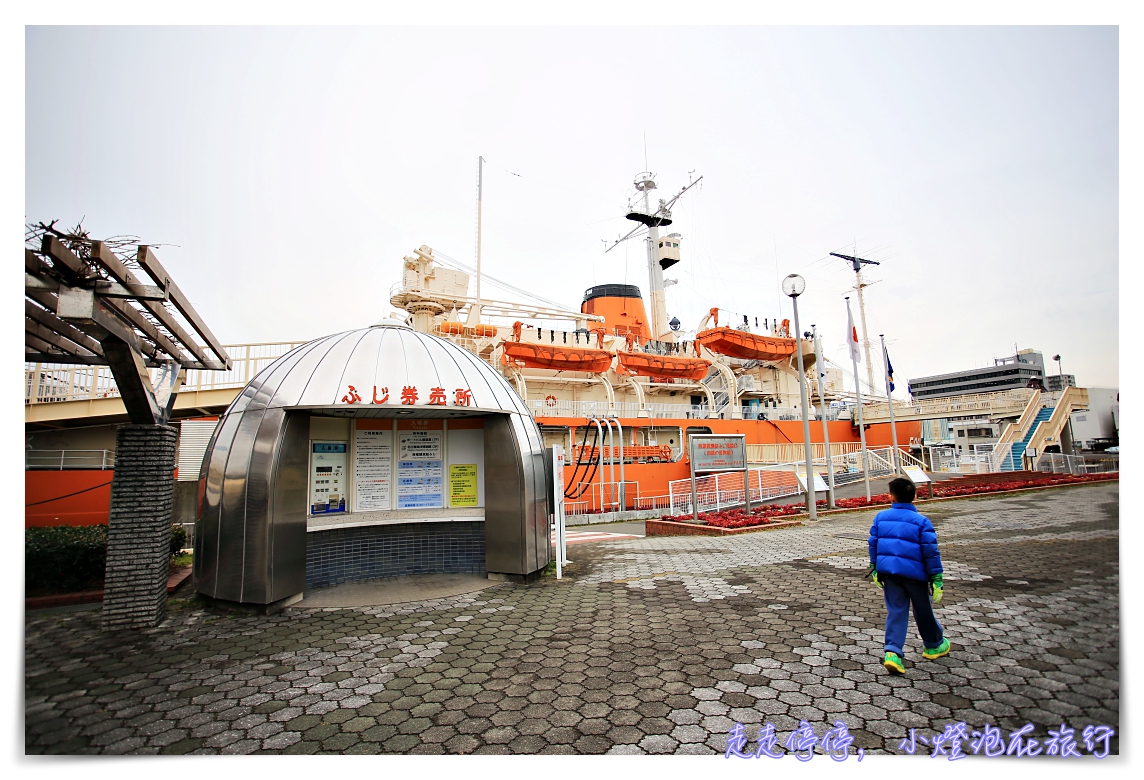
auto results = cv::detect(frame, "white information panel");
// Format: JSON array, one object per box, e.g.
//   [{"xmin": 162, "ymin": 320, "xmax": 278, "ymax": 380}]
[
  {"xmin": 903, "ymin": 465, "xmax": 931, "ymax": 484},
  {"xmin": 795, "ymin": 468, "xmax": 830, "ymax": 493},
  {"xmin": 354, "ymin": 427, "xmax": 394, "ymax": 511},
  {"xmin": 397, "ymin": 429, "xmax": 443, "ymax": 509}
]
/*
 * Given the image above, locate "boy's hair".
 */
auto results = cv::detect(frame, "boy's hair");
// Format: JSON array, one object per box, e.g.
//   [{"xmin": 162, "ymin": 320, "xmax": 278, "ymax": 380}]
[{"xmin": 888, "ymin": 477, "xmax": 917, "ymax": 504}]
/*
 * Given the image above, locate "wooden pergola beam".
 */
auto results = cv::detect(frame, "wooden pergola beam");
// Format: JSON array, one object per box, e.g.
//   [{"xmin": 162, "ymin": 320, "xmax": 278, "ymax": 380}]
[
  {"xmin": 25, "ymin": 299, "xmax": 106, "ymax": 356},
  {"xmin": 25, "ymin": 317, "xmax": 99, "ymax": 359},
  {"xmin": 137, "ymin": 246, "xmax": 231, "ymax": 369}
]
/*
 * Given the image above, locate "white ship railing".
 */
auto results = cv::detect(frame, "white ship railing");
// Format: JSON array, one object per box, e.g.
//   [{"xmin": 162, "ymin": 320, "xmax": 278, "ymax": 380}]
[
  {"xmin": 528, "ymin": 399, "xmax": 715, "ymax": 419},
  {"xmin": 528, "ymin": 399, "xmax": 851, "ymax": 422},
  {"xmin": 25, "ymin": 341, "xmax": 308, "ymax": 405},
  {"xmin": 25, "ymin": 449, "xmax": 116, "ymax": 470}
]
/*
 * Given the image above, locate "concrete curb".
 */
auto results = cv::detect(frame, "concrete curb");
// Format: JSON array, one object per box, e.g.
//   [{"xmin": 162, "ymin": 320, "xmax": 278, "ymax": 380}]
[
  {"xmin": 645, "ymin": 474, "xmax": 1118, "ymax": 536},
  {"xmin": 25, "ymin": 565, "xmax": 195, "ymax": 611},
  {"xmin": 646, "ymin": 518, "xmax": 803, "ymax": 537}
]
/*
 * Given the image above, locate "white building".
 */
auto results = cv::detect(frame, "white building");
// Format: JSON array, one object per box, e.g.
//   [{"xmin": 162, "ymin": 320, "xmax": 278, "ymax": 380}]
[{"xmin": 1070, "ymin": 387, "xmax": 1119, "ymax": 450}]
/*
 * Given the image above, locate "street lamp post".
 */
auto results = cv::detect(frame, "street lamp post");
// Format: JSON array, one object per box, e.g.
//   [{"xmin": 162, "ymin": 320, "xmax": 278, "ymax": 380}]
[
  {"xmin": 1052, "ymin": 353, "xmax": 1077, "ymax": 454},
  {"xmin": 783, "ymin": 274, "xmax": 817, "ymax": 521}
]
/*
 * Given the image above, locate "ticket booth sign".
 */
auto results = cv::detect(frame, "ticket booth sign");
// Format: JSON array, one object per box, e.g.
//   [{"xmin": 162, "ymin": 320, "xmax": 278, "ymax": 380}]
[{"xmin": 310, "ymin": 441, "xmax": 347, "ymax": 514}]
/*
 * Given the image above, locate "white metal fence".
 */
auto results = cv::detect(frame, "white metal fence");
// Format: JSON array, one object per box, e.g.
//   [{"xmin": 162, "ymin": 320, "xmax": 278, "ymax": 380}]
[
  {"xmin": 663, "ymin": 446, "xmax": 923, "ymax": 516},
  {"xmin": 565, "ymin": 481, "xmax": 639, "ymax": 514},
  {"xmin": 1035, "ymin": 453, "xmax": 1119, "ymax": 475},
  {"xmin": 25, "ymin": 449, "xmax": 115, "ymax": 470},
  {"xmin": 24, "ymin": 341, "xmax": 307, "ymax": 405}
]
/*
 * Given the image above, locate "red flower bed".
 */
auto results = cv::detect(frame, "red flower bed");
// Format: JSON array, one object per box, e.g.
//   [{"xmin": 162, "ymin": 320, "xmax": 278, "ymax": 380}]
[
  {"xmin": 662, "ymin": 472, "xmax": 1114, "ymax": 527},
  {"xmin": 661, "ymin": 502, "xmax": 818, "ymax": 528}
]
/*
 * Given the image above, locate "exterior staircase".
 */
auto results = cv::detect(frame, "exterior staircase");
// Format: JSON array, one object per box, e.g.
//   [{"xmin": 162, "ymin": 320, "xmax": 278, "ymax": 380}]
[{"xmin": 1004, "ymin": 407, "xmax": 1053, "ymax": 470}]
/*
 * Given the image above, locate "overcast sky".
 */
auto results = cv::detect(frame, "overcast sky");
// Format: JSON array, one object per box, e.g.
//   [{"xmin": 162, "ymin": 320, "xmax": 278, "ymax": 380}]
[{"xmin": 25, "ymin": 25, "xmax": 1119, "ymax": 394}]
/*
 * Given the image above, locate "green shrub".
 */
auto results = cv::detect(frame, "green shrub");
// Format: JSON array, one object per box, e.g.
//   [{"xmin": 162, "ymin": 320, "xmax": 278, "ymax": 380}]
[
  {"xmin": 170, "ymin": 523, "xmax": 188, "ymax": 555},
  {"xmin": 25, "ymin": 525, "xmax": 108, "ymax": 594},
  {"xmin": 26, "ymin": 523, "xmax": 186, "ymax": 594}
]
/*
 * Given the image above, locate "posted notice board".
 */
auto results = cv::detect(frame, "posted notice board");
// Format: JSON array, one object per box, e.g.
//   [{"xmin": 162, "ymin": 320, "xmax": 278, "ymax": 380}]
[
  {"xmin": 354, "ymin": 424, "xmax": 393, "ymax": 511},
  {"xmin": 449, "ymin": 464, "xmax": 479, "ymax": 507},
  {"xmin": 397, "ymin": 428, "xmax": 443, "ymax": 509}
]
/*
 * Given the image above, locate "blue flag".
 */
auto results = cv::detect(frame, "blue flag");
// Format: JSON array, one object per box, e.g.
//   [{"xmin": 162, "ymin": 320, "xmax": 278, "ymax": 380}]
[{"xmin": 883, "ymin": 343, "xmax": 895, "ymax": 392}]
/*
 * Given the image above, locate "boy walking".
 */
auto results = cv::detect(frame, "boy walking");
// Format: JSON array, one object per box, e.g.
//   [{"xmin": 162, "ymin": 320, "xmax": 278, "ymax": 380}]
[{"xmin": 868, "ymin": 477, "xmax": 950, "ymax": 673}]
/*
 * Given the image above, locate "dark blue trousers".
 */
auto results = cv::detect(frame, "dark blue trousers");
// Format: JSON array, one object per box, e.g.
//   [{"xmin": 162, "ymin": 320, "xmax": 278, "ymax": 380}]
[{"xmin": 882, "ymin": 574, "xmax": 944, "ymax": 657}]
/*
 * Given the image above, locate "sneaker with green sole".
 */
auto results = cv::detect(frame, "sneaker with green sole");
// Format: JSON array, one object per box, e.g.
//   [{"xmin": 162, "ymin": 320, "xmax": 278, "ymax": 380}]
[
  {"xmin": 923, "ymin": 638, "xmax": 951, "ymax": 660},
  {"xmin": 883, "ymin": 651, "xmax": 905, "ymax": 674}
]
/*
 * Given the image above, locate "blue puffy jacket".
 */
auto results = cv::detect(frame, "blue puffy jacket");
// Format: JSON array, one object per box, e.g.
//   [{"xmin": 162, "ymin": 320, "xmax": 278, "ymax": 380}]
[{"xmin": 868, "ymin": 503, "xmax": 943, "ymax": 581}]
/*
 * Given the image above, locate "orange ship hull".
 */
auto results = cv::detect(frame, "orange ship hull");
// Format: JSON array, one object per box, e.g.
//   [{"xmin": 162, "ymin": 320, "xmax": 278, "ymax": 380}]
[
  {"xmin": 616, "ymin": 350, "xmax": 710, "ymax": 380},
  {"xmin": 696, "ymin": 327, "xmax": 798, "ymax": 361},
  {"xmin": 502, "ymin": 341, "xmax": 614, "ymax": 373}
]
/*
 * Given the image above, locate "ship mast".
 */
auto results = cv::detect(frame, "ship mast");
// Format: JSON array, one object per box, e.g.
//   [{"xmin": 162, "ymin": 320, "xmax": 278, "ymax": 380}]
[
  {"xmin": 466, "ymin": 156, "xmax": 485, "ymax": 328},
  {"xmin": 606, "ymin": 171, "xmax": 702, "ymax": 341},
  {"xmin": 637, "ymin": 173, "xmax": 668, "ymax": 339},
  {"xmin": 830, "ymin": 251, "xmax": 881, "ymax": 398}
]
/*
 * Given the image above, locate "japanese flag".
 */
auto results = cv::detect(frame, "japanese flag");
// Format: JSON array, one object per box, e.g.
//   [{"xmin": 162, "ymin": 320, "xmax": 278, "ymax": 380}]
[{"xmin": 845, "ymin": 301, "xmax": 862, "ymax": 363}]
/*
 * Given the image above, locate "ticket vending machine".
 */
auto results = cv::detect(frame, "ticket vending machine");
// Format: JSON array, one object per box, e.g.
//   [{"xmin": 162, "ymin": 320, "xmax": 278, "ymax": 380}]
[{"xmin": 310, "ymin": 441, "xmax": 347, "ymax": 514}]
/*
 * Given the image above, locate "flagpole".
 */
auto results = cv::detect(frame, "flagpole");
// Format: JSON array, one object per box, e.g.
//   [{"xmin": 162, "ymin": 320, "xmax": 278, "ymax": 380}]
[
  {"xmin": 846, "ymin": 297, "xmax": 871, "ymax": 501},
  {"xmin": 812, "ymin": 325, "xmax": 836, "ymax": 508},
  {"xmin": 881, "ymin": 334, "xmax": 901, "ymax": 475}
]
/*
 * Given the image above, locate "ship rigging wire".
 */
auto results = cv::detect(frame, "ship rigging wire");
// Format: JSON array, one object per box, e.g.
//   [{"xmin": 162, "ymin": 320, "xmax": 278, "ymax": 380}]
[{"xmin": 431, "ymin": 249, "xmax": 575, "ymax": 312}]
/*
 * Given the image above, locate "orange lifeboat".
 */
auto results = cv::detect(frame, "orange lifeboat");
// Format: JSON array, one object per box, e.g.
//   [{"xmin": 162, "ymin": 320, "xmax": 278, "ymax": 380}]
[
  {"xmin": 435, "ymin": 321, "xmax": 465, "ymax": 335},
  {"xmin": 502, "ymin": 322, "xmax": 613, "ymax": 372},
  {"xmin": 616, "ymin": 350, "xmax": 710, "ymax": 381},
  {"xmin": 502, "ymin": 341, "xmax": 614, "ymax": 372},
  {"xmin": 695, "ymin": 326, "xmax": 798, "ymax": 361}
]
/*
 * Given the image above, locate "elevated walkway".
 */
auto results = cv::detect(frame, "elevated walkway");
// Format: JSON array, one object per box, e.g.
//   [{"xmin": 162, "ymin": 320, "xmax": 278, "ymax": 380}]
[
  {"xmin": 25, "ymin": 342, "xmax": 301, "ymax": 426},
  {"xmin": 857, "ymin": 388, "xmax": 1034, "ymax": 424}
]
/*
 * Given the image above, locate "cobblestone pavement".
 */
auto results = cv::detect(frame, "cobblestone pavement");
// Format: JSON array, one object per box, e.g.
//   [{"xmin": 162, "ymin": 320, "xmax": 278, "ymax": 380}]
[{"xmin": 25, "ymin": 483, "xmax": 1119, "ymax": 755}]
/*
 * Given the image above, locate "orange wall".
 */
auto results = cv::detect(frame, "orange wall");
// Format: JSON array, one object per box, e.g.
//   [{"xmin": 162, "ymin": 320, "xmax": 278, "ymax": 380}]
[
  {"xmin": 547, "ymin": 416, "xmax": 920, "ymax": 446},
  {"xmin": 25, "ymin": 470, "xmax": 113, "ymax": 527},
  {"xmin": 555, "ymin": 416, "xmax": 922, "ymax": 507}
]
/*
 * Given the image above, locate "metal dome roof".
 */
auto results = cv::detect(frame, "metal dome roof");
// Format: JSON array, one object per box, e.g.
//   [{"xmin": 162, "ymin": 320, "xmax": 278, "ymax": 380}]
[{"xmin": 226, "ymin": 323, "xmax": 529, "ymax": 418}]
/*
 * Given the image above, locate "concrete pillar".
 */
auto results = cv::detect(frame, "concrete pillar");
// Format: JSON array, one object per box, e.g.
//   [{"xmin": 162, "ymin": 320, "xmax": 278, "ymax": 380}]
[{"xmin": 102, "ymin": 424, "xmax": 177, "ymax": 630}]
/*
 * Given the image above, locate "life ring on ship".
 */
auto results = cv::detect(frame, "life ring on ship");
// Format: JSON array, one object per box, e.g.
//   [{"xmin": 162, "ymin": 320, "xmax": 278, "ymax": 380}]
[{"xmin": 545, "ymin": 395, "xmax": 557, "ymax": 408}]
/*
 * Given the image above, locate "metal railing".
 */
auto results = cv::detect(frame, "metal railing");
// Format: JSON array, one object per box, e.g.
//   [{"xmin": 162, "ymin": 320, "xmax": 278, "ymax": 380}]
[
  {"xmin": 25, "ymin": 341, "xmax": 308, "ymax": 405},
  {"xmin": 667, "ymin": 468, "xmax": 805, "ymax": 516},
  {"xmin": 633, "ymin": 494, "xmax": 675, "ymax": 511},
  {"xmin": 528, "ymin": 398, "xmax": 849, "ymax": 422},
  {"xmin": 859, "ymin": 388, "xmax": 1036, "ymax": 423},
  {"xmin": 1035, "ymin": 453, "xmax": 1119, "ymax": 475},
  {"xmin": 25, "ymin": 449, "xmax": 116, "ymax": 470},
  {"xmin": 664, "ymin": 445, "xmax": 923, "ymax": 515},
  {"xmin": 567, "ymin": 480, "xmax": 639, "ymax": 513},
  {"xmin": 748, "ymin": 442, "xmax": 865, "ymax": 464},
  {"xmin": 528, "ymin": 399, "xmax": 713, "ymax": 419}
]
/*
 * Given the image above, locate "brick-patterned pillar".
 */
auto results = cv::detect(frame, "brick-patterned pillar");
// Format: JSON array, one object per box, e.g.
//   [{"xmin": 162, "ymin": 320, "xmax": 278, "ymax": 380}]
[{"xmin": 102, "ymin": 424, "xmax": 177, "ymax": 630}]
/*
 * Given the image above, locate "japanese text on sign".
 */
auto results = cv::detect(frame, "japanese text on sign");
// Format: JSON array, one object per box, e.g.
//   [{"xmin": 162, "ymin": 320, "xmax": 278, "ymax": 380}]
[
  {"xmin": 449, "ymin": 464, "xmax": 479, "ymax": 507},
  {"xmin": 690, "ymin": 435, "xmax": 747, "ymax": 472},
  {"xmin": 397, "ymin": 430, "xmax": 443, "ymax": 509},
  {"xmin": 339, "ymin": 384, "xmax": 474, "ymax": 407}
]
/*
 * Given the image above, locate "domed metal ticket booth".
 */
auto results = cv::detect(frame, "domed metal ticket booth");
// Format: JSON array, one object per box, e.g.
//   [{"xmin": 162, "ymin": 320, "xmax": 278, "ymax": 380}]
[{"xmin": 192, "ymin": 320, "xmax": 550, "ymax": 610}]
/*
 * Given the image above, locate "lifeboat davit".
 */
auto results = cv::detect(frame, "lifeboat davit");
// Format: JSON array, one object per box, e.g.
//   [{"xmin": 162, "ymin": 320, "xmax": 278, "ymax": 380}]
[
  {"xmin": 616, "ymin": 351, "xmax": 710, "ymax": 381},
  {"xmin": 695, "ymin": 327, "xmax": 798, "ymax": 361},
  {"xmin": 502, "ymin": 341, "xmax": 614, "ymax": 373}
]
